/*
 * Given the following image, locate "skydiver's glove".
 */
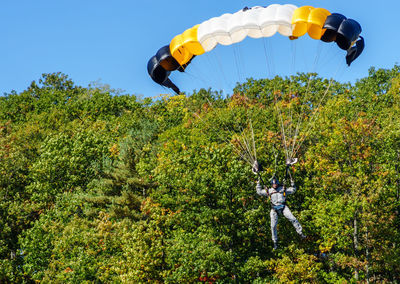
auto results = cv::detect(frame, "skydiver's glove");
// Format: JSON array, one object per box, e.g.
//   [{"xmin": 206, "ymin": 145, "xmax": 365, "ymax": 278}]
[
  {"xmin": 252, "ymin": 161, "xmax": 260, "ymax": 175},
  {"xmin": 286, "ymin": 157, "xmax": 298, "ymax": 166}
]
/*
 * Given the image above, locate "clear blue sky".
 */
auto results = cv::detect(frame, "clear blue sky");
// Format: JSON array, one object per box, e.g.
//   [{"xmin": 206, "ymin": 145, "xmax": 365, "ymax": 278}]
[{"xmin": 1, "ymin": 1, "xmax": 398, "ymax": 98}]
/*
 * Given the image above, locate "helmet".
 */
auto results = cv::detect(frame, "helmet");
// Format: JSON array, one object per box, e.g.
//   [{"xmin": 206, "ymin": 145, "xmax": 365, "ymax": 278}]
[{"xmin": 271, "ymin": 176, "xmax": 279, "ymax": 185}]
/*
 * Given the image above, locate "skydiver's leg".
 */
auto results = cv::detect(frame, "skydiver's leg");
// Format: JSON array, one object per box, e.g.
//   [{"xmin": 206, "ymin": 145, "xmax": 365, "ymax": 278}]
[
  {"xmin": 282, "ymin": 206, "xmax": 304, "ymax": 237},
  {"xmin": 270, "ymin": 209, "xmax": 278, "ymax": 248}
]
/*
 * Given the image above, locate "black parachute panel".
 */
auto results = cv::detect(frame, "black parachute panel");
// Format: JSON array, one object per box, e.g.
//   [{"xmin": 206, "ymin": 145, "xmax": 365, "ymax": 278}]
[{"xmin": 147, "ymin": 53, "xmax": 180, "ymax": 94}]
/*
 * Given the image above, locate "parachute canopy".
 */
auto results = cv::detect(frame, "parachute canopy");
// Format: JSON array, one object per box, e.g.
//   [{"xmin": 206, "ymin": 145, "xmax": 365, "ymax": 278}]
[{"xmin": 148, "ymin": 4, "xmax": 364, "ymax": 93}]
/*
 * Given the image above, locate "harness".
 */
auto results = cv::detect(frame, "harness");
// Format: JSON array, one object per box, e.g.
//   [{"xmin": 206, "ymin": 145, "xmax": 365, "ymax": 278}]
[
  {"xmin": 272, "ymin": 203, "xmax": 286, "ymax": 213},
  {"xmin": 269, "ymin": 188, "xmax": 286, "ymax": 213},
  {"xmin": 269, "ymin": 189, "xmax": 286, "ymax": 197}
]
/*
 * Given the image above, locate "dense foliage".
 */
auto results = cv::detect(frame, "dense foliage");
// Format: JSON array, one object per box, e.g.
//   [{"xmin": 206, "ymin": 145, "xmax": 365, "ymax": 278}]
[{"xmin": 1, "ymin": 69, "xmax": 400, "ymax": 283}]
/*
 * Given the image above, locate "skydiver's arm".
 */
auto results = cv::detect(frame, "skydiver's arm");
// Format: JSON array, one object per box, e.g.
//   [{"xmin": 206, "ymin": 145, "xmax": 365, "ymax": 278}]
[
  {"xmin": 285, "ymin": 180, "xmax": 297, "ymax": 195},
  {"xmin": 256, "ymin": 181, "xmax": 268, "ymax": 197}
]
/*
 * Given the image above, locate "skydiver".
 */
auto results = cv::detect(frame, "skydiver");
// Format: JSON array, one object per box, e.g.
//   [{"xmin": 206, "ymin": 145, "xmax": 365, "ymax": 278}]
[{"xmin": 253, "ymin": 161, "xmax": 305, "ymax": 250}]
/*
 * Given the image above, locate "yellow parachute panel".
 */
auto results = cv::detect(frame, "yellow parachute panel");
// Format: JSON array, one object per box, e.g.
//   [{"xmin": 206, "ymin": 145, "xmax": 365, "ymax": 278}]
[
  {"xmin": 182, "ymin": 25, "xmax": 205, "ymax": 55},
  {"xmin": 292, "ymin": 6, "xmax": 330, "ymax": 40},
  {"xmin": 308, "ymin": 8, "xmax": 331, "ymax": 39},
  {"xmin": 170, "ymin": 25, "xmax": 204, "ymax": 66},
  {"xmin": 291, "ymin": 6, "xmax": 313, "ymax": 38}
]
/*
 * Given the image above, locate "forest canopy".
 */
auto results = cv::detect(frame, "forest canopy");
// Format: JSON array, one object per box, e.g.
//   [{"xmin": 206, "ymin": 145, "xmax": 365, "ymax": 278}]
[{"xmin": 1, "ymin": 68, "xmax": 400, "ymax": 283}]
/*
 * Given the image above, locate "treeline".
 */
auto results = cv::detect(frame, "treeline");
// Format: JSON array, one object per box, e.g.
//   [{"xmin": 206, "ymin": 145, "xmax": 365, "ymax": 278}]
[{"xmin": 1, "ymin": 69, "xmax": 400, "ymax": 282}]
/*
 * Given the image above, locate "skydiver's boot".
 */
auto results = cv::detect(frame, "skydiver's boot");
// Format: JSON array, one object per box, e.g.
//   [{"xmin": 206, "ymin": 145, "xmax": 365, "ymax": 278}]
[{"xmin": 273, "ymin": 241, "xmax": 278, "ymax": 250}]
